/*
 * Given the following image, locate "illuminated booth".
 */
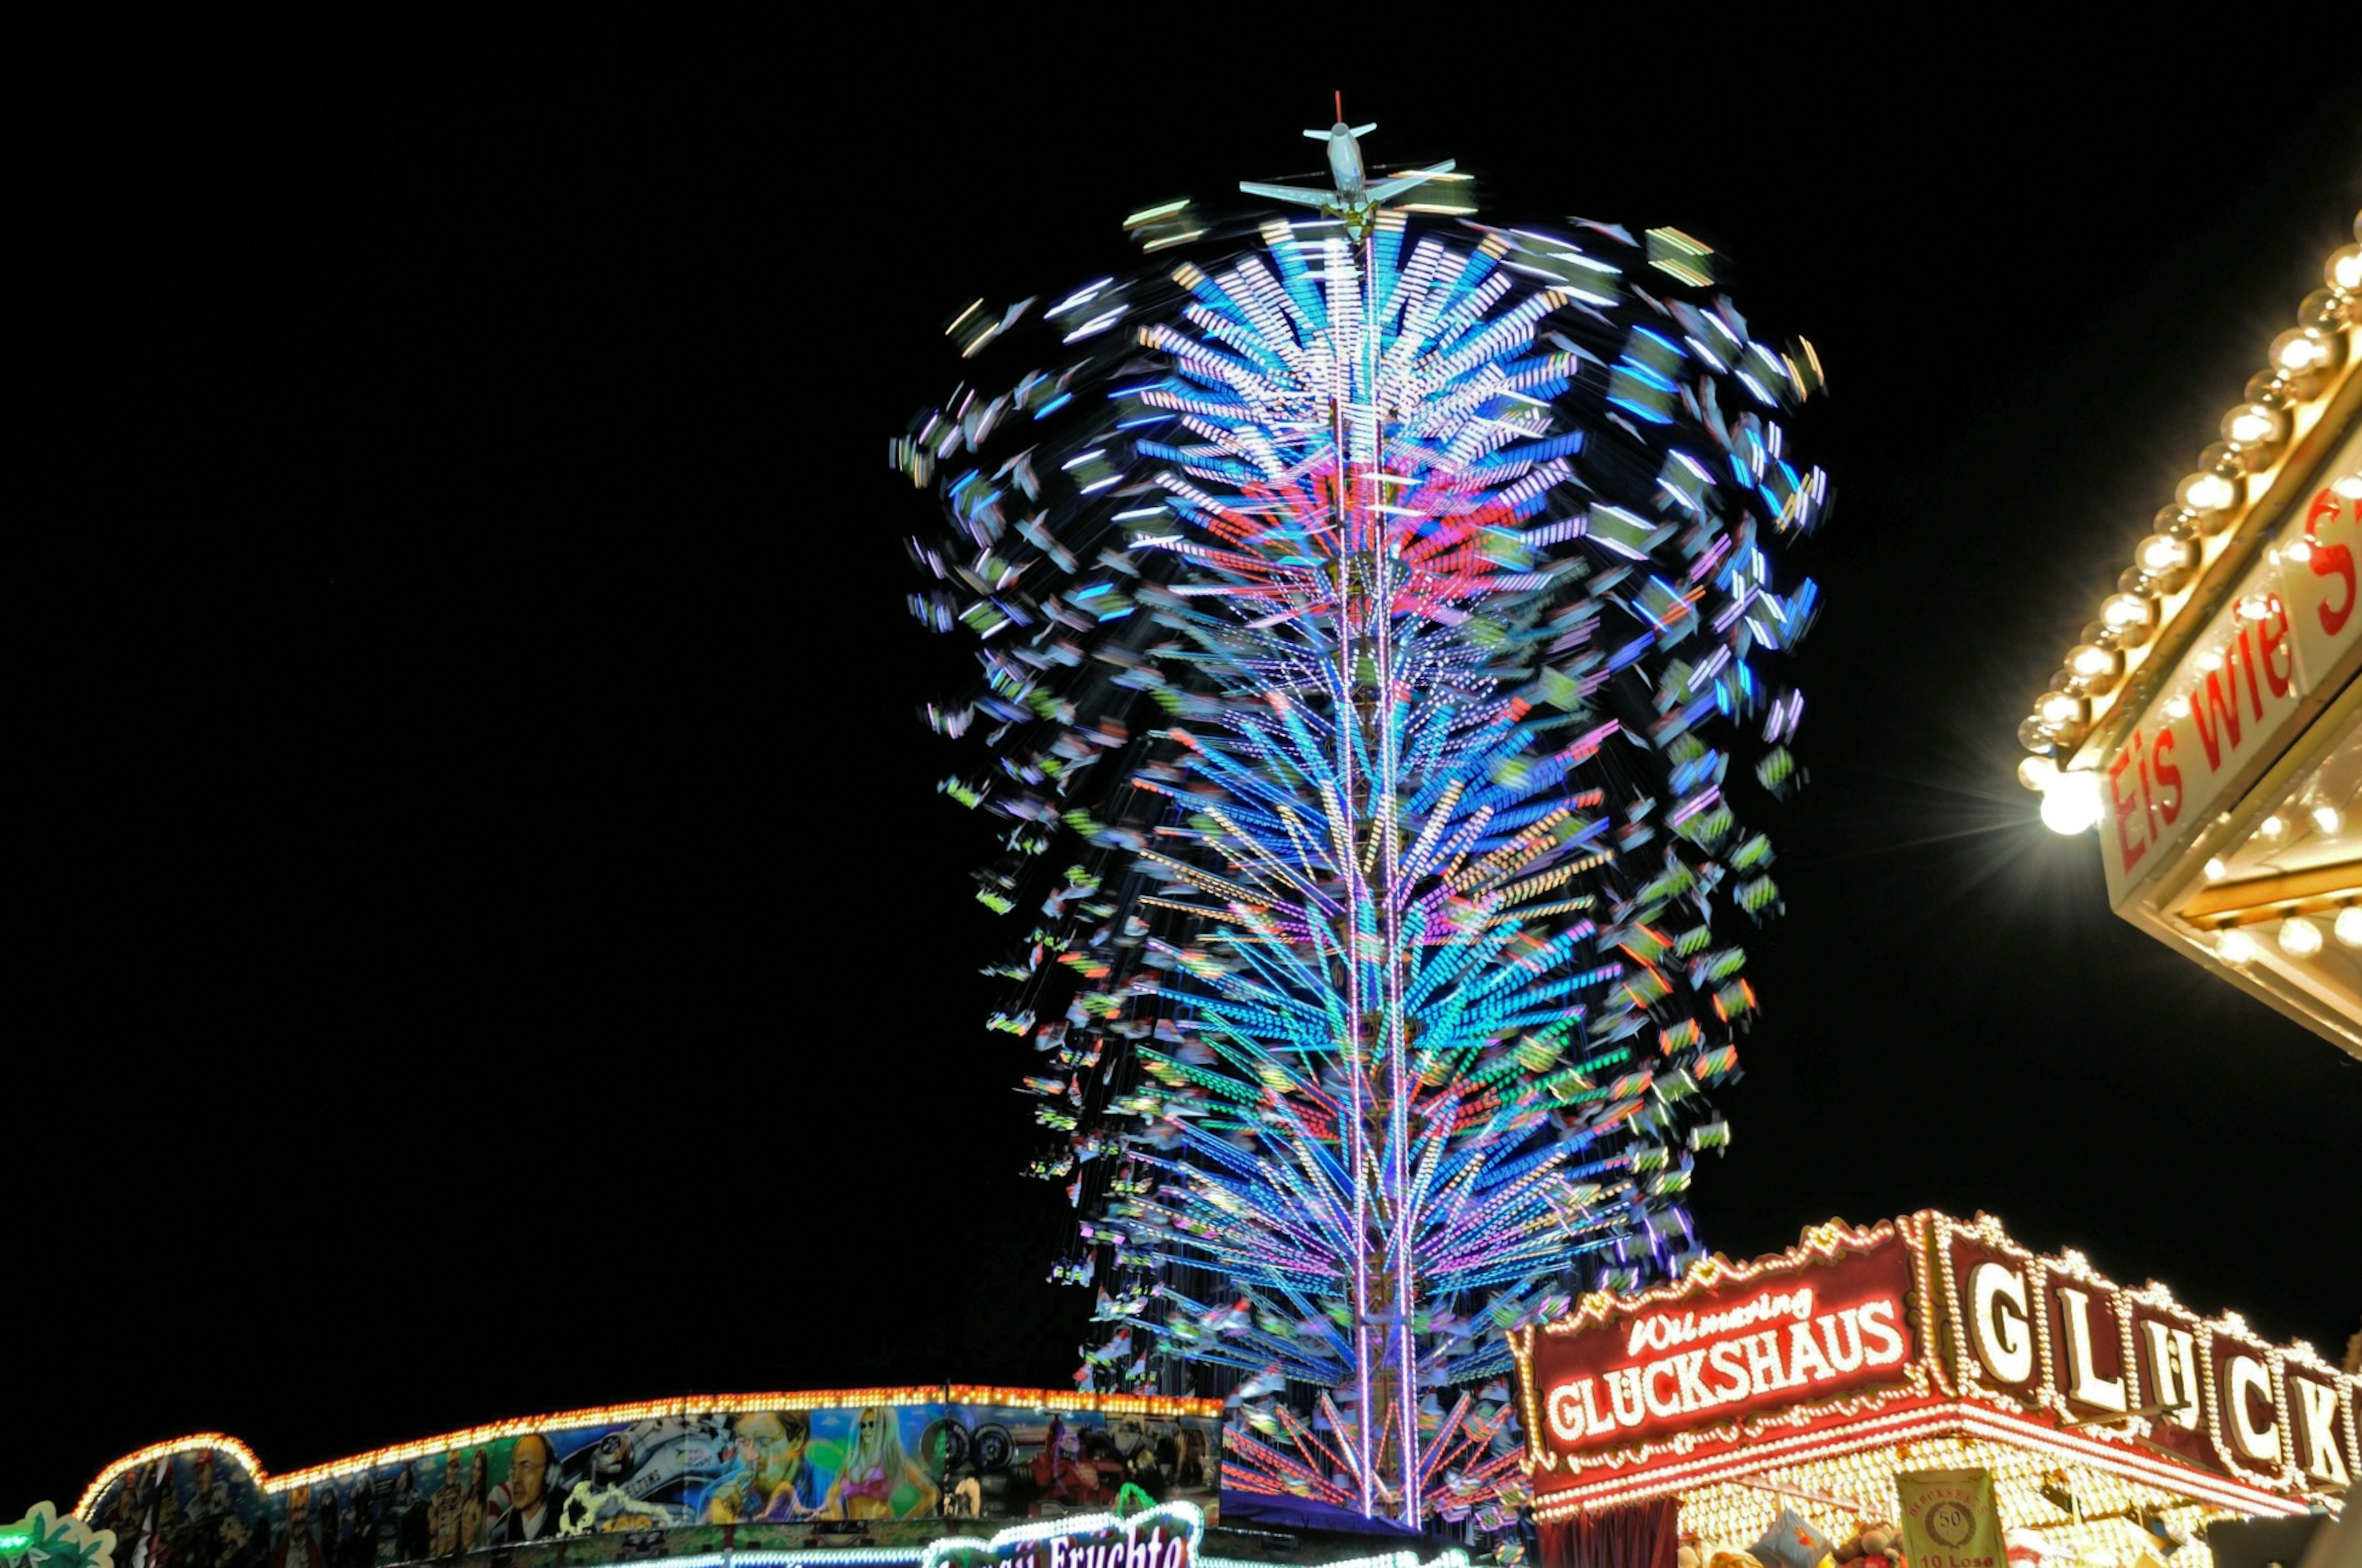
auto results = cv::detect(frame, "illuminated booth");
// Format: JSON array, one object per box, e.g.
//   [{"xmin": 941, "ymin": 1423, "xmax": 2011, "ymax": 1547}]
[
  {"xmin": 1508, "ymin": 1212, "xmax": 2354, "ymax": 1568},
  {"xmin": 63, "ymin": 1388, "xmax": 1465, "ymax": 1568},
  {"xmin": 2015, "ymin": 217, "xmax": 2362, "ymax": 1056}
]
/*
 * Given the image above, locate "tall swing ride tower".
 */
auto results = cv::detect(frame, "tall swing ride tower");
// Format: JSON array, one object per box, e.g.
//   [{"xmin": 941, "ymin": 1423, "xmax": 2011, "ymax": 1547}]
[{"xmin": 895, "ymin": 113, "xmax": 1829, "ymax": 1529}]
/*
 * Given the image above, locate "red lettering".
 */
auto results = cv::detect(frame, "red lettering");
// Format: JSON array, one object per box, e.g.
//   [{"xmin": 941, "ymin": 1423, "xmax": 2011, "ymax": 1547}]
[
  {"xmin": 2233, "ymin": 626, "xmax": 2265, "ymax": 720},
  {"xmin": 2256, "ymin": 601, "xmax": 2293, "ymax": 697},
  {"xmin": 2153, "ymin": 728, "xmax": 2182, "ymax": 824},
  {"xmin": 2136, "ymin": 740, "xmax": 2158, "ymax": 838},
  {"xmin": 2314, "ymin": 542, "xmax": 2355, "ymax": 637},
  {"xmin": 2193, "ymin": 667, "xmax": 2243, "ymax": 768},
  {"xmin": 2110, "ymin": 744, "xmax": 2145, "ymax": 872}
]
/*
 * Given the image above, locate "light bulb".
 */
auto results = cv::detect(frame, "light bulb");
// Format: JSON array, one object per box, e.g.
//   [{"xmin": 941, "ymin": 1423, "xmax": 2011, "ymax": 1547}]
[
  {"xmin": 2101, "ymin": 593, "xmax": 2153, "ymax": 631},
  {"xmin": 2331, "ymin": 246, "xmax": 2361, "ymax": 292},
  {"xmin": 2018, "ymin": 755, "xmax": 2059, "ymax": 793},
  {"xmin": 2037, "ymin": 690, "xmax": 2084, "ymax": 727},
  {"xmin": 2203, "ymin": 856, "xmax": 2228, "ymax": 882},
  {"xmin": 2284, "ymin": 538, "xmax": 2313, "ymax": 563},
  {"xmin": 2337, "ymin": 472, "xmax": 2362, "ymax": 500},
  {"xmin": 2068, "ymin": 643, "xmax": 2118, "ymax": 679},
  {"xmin": 2224, "ymin": 404, "xmax": 2281, "ymax": 445},
  {"xmin": 2040, "ymin": 771, "xmax": 2102, "ymax": 835},
  {"xmin": 2271, "ymin": 330, "xmax": 2326, "ymax": 372},
  {"xmin": 2237, "ymin": 592, "xmax": 2277, "ymax": 621},
  {"xmin": 2179, "ymin": 472, "xmax": 2237, "ymax": 512},
  {"xmin": 2136, "ymin": 533, "xmax": 2194, "ymax": 576},
  {"xmin": 2217, "ymin": 928, "xmax": 2260, "ymax": 964},
  {"xmin": 2335, "ymin": 908, "xmax": 2362, "ymax": 949},
  {"xmin": 2261, "ymin": 814, "xmax": 2286, "ymax": 840},
  {"xmin": 2165, "ymin": 695, "xmax": 2192, "ymax": 718},
  {"xmin": 2313, "ymin": 804, "xmax": 2343, "ymax": 836},
  {"xmin": 2278, "ymin": 917, "xmax": 2323, "ymax": 958}
]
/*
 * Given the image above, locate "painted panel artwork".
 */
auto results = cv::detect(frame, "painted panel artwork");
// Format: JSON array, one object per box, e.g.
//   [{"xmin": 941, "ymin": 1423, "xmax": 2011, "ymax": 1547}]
[{"xmin": 84, "ymin": 1398, "xmax": 1223, "ymax": 1568}]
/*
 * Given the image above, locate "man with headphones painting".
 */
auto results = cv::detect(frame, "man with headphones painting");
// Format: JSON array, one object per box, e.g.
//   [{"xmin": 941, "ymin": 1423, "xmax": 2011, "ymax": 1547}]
[{"xmin": 492, "ymin": 1435, "xmax": 565, "ymax": 1544}]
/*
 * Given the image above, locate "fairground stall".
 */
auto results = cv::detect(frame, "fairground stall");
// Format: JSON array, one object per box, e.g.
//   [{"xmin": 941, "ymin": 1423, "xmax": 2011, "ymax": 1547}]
[
  {"xmin": 1509, "ymin": 1212, "xmax": 2355, "ymax": 1568},
  {"xmin": 2016, "ymin": 218, "xmax": 2361, "ymax": 1056},
  {"xmin": 54, "ymin": 1387, "xmax": 1465, "ymax": 1568}
]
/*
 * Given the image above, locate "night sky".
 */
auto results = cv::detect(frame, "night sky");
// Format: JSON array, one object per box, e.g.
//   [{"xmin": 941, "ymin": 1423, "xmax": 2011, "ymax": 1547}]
[{"xmin": 21, "ymin": 21, "xmax": 2361, "ymax": 1511}]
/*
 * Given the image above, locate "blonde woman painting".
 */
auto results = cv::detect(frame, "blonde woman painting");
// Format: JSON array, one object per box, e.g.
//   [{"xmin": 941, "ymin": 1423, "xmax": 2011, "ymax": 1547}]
[{"xmin": 822, "ymin": 1407, "xmax": 938, "ymax": 1519}]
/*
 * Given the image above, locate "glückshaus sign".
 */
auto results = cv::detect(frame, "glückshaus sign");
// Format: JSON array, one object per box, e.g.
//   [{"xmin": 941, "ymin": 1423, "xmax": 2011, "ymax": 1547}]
[{"xmin": 1509, "ymin": 1211, "xmax": 2358, "ymax": 1520}]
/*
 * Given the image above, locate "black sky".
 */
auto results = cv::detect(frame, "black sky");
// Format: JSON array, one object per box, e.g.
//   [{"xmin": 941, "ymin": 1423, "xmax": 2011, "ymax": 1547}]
[{"xmin": 20, "ymin": 17, "xmax": 2361, "ymax": 1511}]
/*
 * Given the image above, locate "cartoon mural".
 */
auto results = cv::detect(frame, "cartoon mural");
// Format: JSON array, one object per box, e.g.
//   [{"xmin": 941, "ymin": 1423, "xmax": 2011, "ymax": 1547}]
[
  {"xmin": 79, "ymin": 1393, "xmax": 1222, "ymax": 1568},
  {"xmin": 940, "ymin": 1405, "xmax": 1214, "ymax": 1521}
]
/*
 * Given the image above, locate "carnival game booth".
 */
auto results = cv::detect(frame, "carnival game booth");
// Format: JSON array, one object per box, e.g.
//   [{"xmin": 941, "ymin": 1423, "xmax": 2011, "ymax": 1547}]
[
  {"xmin": 1508, "ymin": 1213, "xmax": 2355, "ymax": 1568},
  {"xmin": 66, "ymin": 1387, "xmax": 1465, "ymax": 1568}
]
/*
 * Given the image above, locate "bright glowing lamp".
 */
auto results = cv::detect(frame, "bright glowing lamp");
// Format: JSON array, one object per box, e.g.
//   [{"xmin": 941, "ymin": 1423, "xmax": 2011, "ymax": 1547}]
[
  {"xmin": 2017, "ymin": 755, "xmax": 2059, "ymax": 792},
  {"xmin": 2277, "ymin": 917, "xmax": 2323, "ymax": 958},
  {"xmin": 2100, "ymin": 593, "xmax": 2154, "ymax": 633},
  {"xmin": 2177, "ymin": 471, "xmax": 2237, "ymax": 513},
  {"xmin": 2335, "ymin": 907, "xmax": 2362, "ymax": 949},
  {"xmin": 2067, "ymin": 643, "xmax": 2119, "ymax": 682},
  {"xmin": 2135, "ymin": 533, "xmax": 2193, "ymax": 575},
  {"xmin": 2036, "ymin": 690, "xmax": 2084, "ymax": 728},
  {"xmin": 2223, "ymin": 404, "xmax": 2281, "ymax": 446},
  {"xmin": 2269, "ymin": 329, "xmax": 2326, "ymax": 373},
  {"xmin": 2040, "ymin": 770, "xmax": 2102, "ymax": 835},
  {"xmin": 2216, "ymin": 928, "xmax": 2260, "ymax": 964},
  {"xmin": 2310, "ymin": 803, "xmax": 2341, "ymax": 836}
]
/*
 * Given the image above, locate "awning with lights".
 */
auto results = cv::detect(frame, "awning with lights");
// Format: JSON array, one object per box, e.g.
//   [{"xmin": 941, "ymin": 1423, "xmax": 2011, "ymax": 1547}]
[
  {"xmin": 2014, "ymin": 217, "xmax": 2362, "ymax": 1054},
  {"xmin": 1508, "ymin": 1211, "xmax": 2354, "ymax": 1567}
]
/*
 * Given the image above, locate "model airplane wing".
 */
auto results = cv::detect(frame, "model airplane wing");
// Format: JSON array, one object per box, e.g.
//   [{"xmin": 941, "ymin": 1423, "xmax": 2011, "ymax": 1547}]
[
  {"xmin": 1364, "ymin": 159, "xmax": 1458, "ymax": 202},
  {"xmin": 1238, "ymin": 180, "xmax": 1335, "ymax": 210}
]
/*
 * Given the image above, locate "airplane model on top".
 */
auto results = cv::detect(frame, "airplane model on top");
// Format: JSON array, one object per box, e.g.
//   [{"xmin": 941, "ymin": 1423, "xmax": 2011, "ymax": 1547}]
[{"xmin": 1238, "ymin": 94, "xmax": 1461, "ymax": 237}]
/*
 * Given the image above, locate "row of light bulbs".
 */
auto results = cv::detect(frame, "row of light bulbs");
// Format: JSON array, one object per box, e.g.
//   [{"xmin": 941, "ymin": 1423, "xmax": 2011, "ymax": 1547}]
[
  {"xmin": 2021, "ymin": 220, "xmax": 2360, "ymax": 818},
  {"xmin": 1674, "ymin": 1435, "xmax": 2212, "ymax": 1562},
  {"xmin": 2214, "ymin": 906, "xmax": 2362, "ymax": 963}
]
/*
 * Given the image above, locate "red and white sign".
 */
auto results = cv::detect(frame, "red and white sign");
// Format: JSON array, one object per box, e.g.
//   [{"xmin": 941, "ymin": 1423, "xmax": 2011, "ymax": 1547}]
[
  {"xmin": 2101, "ymin": 422, "xmax": 2362, "ymax": 904},
  {"xmin": 1511, "ymin": 1210, "xmax": 2362, "ymax": 1518},
  {"xmin": 1516, "ymin": 1220, "xmax": 1923, "ymax": 1471},
  {"xmin": 2285, "ymin": 442, "xmax": 2362, "ymax": 700},
  {"xmin": 1928, "ymin": 1211, "xmax": 2360, "ymax": 1492}
]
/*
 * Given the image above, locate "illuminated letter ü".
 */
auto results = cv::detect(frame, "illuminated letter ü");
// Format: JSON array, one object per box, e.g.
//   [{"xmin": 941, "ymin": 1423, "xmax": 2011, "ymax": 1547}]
[{"xmin": 2138, "ymin": 1321, "xmax": 2200, "ymax": 1430}]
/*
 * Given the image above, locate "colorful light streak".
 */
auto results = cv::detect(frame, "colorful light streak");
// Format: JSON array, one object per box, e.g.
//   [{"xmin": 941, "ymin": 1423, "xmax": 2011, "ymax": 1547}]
[{"xmin": 897, "ymin": 151, "xmax": 1826, "ymax": 1529}]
